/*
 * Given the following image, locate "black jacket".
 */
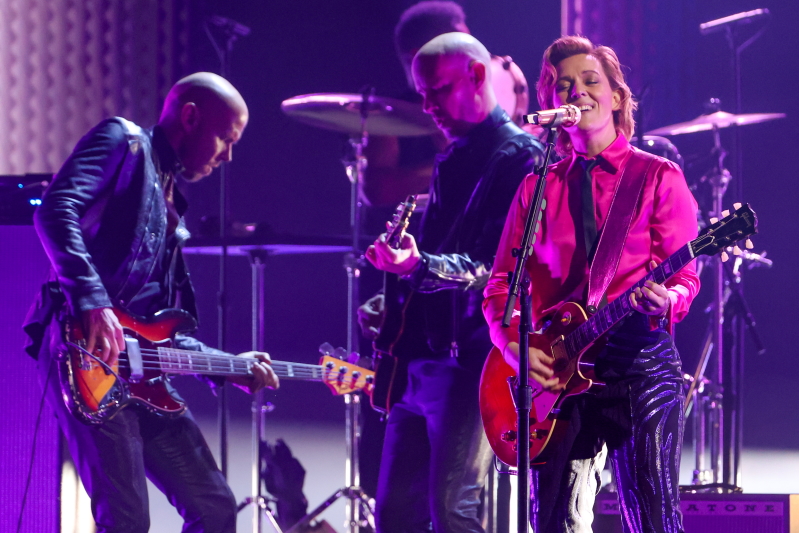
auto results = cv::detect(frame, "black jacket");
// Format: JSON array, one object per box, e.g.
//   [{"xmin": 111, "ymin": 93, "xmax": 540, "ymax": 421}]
[
  {"xmin": 399, "ymin": 106, "xmax": 543, "ymax": 358},
  {"xmin": 24, "ymin": 118, "xmax": 221, "ymax": 359}
]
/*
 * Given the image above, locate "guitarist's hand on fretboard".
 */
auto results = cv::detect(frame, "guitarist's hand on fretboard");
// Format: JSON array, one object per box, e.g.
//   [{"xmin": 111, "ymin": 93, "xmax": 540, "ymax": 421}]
[
  {"xmin": 366, "ymin": 232, "xmax": 422, "ymax": 276},
  {"xmin": 629, "ymin": 260, "xmax": 671, "ymax": 317},
  {"xmin": 227, "ymin": 351, "xmax": 280, "ymax": 393}
]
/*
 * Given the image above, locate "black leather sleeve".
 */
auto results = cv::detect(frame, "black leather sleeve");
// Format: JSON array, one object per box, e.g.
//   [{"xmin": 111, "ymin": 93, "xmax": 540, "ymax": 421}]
[
  {"xmin": 33, "ymin": 120, "xmax": 130, "ymax": 314},
  {"xmin": 403, "ymin": 141, "xmax": 541, "ymax": 293}
]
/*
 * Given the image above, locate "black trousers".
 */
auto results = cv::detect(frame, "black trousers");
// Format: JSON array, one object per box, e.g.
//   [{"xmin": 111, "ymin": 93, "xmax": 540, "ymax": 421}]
[
  {"xmin": 531, "ymin": 314, "xmax": 686, "ymax": 533},
  {"xmin": 375, "ymin": 356, "xmax": 494, "ymax": 533},
  {"xmin": 38, "ymin": 322, "xmax": 237, "ymax": 533}
]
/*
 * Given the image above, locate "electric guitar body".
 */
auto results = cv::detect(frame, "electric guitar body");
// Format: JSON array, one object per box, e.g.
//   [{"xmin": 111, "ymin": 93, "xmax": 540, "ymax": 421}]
[{"xmin": 480, "ymin": 203, "xmax": 758, "ymax": 464}]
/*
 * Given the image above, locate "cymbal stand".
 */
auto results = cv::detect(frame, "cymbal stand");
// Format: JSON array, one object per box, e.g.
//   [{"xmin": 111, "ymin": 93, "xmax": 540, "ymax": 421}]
[
  {"xmin": 237, "ymin": 249, "xmax": 283, "ymax": 533},
  {"xmin": 204, "ymin": 13, "xmax": 251, "ymax": 480},
  {"xmin": 683, "ymin": 120, "xmax": 768, "ymax": 492},
  {"xmin": 322, "ymin": 86, "xmax": 376, "ymax": 533}
]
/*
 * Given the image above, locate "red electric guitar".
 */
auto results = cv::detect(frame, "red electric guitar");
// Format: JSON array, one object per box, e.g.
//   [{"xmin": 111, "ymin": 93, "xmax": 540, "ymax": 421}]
[
  {"xmin": 479, "ymin": 203, "xmax": 758, "ymax": 465},
  {"xmin": 60, "ymin": 307, "xmax": 375, "ymax": 424}
]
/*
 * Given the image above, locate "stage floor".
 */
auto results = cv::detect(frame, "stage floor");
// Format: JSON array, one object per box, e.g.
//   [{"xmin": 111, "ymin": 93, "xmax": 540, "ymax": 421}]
[{"xmin": 130, "ymin": 416, "xmax": 799, "ymax": 533}]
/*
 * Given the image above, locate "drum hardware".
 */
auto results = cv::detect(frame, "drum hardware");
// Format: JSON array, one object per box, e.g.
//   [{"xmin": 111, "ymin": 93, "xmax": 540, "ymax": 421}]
[
  {"xmin": 652, "ymin": 97, "xmax": 772, "ymax": 494},
  {"xmin": 646, "ymin": 110, "xmax": 785, "ymax": 136},
  {"xmin": 490, "ymin": 55, "xmax": 530, "ymax": 128},
  {"xmin": 629, "ymin": 136, "xmax": 684, "ymax": 169},
  {"xmin": 281, "ymin": 92, "xmax": 437, "ymax": 137},
  {"xmin": 281, "ymin": 86, "xmax": 383, "ymax": 533}
]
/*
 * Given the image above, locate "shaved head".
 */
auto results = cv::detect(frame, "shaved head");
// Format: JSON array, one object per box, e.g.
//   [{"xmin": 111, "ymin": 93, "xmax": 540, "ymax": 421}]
[
  {"xmin": 159, "ymin": 72, "xmax": 249, "ymax": 181},
  {"xmin": 412, "ymin": 32, "xmax": 497, "ymax": 139},
  {"xmin": 414, "ymin": 32, "xmax": 492, "ymax": 81},
  {"xmin": 160, "ymin": 72, "xmax": 247, "ymax": 124}
]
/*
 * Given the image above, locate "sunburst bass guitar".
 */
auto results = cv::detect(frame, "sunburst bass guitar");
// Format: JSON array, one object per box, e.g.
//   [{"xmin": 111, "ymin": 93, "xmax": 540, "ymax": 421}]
[
  {"xmin": 479, "ymin": 203, "xmax": 757, "ymax": 465},
  {"xmin": 60, "ymin": 307, "xmax": 375, "ymax": 424}
]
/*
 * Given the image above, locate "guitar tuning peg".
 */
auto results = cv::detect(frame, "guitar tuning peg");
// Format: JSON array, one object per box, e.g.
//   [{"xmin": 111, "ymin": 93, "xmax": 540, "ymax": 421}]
[
  {"xmin": 332, "ymin": 347, "xmax": 348, "ymax": 360},
  {"xmin": 318, "ymin": 342, "xmax": 335, "ymax": 356},
  {"xmin": 721, "ymin": 210, "xmax": 730, "ymax": 217},
  {"xmin": 733, "ymin": 245, "xmax": 742, "ymax": 256},
  {"xmin": 541, "ymin": 199, "xmax": 547, "ymax": 209},
  {"xmin": 720, "ymin": 251, "xmax": 729, "ymax": 262},
  {"xmin": 709, "ymin": 217, "xmax": 719, "ymax": 224},
  {"xmin": 745, "ymin": 238, "xmax": 754, "ymax": 249},
  {"xmin": 733, "ymin": 202, "xmax": 742, "ymax": 210}
]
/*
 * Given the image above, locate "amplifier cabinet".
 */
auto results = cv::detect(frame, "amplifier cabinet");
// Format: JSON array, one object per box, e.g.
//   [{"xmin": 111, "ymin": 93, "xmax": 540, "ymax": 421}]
[{"xmin": 593, "ymin": 492, "xmax": 799, "ymax": 533}]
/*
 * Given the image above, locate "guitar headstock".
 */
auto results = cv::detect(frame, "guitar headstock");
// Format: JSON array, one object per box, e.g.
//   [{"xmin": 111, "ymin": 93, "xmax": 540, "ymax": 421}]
[
  {"xmin": 691, "ymin": 203, "xmax": 758, "ymax": 261},
  {"xmin": 386, "ymin": 195, "xmax": 417, "ymax": 249},
  {"xmin": 319, "ymin": 355, "xmax": 375, "ymax": 396}
]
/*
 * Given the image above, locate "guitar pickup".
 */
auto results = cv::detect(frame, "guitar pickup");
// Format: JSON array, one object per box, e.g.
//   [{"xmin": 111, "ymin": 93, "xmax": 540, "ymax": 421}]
[{"xmin": 125, "ymin": 337, "xmax": 143, "ymax": 382}]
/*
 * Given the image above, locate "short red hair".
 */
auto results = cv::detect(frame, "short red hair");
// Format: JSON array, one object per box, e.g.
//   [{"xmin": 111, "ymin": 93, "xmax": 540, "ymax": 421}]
[{"xmin": 536, "ymin": 36, "xmax": 636, "ymax": 155}]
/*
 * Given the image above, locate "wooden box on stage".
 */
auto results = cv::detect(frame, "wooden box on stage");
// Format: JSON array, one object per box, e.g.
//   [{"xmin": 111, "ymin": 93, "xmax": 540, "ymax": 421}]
[{"xmin": 593, "ymin": 492, "xmax": 799, "ymax": 533}]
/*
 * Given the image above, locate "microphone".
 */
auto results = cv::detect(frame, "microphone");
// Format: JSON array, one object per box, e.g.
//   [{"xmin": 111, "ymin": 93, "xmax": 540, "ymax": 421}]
[
  {"xmin": 699, "ymin": 9, "xmax": 769, "ymax": 36},
  {"xmin": 523, "ymin": 105, "xmax": 581, "ymax": 128},
  {"xmin": 208, "ymin": 15, "xmax": 251, "ymax": 37}
]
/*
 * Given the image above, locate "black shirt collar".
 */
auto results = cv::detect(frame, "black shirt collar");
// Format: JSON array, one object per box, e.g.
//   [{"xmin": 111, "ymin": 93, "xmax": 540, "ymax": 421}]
[
  {"xmin": 453, "ymin": 105, "xmax": 509, "ymax": 149},
  {"xmin": 151, "ymin": 125, "xmax": 184, "ymax": 177}
]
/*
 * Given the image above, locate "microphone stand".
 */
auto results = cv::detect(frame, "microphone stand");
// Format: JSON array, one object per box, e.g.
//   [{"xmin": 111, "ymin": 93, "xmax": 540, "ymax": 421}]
[
  {"xmin": 204, "ymin": 14, "xmax": 251, "ymax": 481},
  {"xmin": 501, "ymin": 125, "xmax": 558, "ymax": 533}
]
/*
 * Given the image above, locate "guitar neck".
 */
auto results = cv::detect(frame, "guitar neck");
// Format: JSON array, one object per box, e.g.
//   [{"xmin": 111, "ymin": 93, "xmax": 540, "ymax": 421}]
[
  {"xmin": 151, "ymin": 348, "xmax": 327, "ymax": 382},
  {"xmin": 568, "ymin": 244, "xmax": 695, "ymax": 355}
]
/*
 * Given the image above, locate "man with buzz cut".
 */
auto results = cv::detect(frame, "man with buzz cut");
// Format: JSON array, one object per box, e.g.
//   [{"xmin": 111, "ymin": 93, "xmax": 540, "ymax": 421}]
[
  {"xmin": 25, "ymin": 72, "xmax": 279, "ymax": 533},
  {"xmin": 363, "ymin": 33, "xmax": 544, "ymax": 533}
]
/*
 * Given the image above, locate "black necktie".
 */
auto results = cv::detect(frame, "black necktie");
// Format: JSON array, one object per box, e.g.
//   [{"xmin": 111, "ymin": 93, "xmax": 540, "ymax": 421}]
[{"xmin": 580, "ymin": 158, "xmax": 599, "ymax": 264}]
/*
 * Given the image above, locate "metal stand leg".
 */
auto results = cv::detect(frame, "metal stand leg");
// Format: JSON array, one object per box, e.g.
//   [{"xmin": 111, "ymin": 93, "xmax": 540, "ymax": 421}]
[
  {"xmin": 681, "ymin": 111, "xmax": 768, "ymax": 493},
  {"xmin": 284, "ymin": 88, "xmax": 376, "ymax": 533},
  {"xmin": 237, "ymin": 251, "xmax": 283, "ymax": 533}
]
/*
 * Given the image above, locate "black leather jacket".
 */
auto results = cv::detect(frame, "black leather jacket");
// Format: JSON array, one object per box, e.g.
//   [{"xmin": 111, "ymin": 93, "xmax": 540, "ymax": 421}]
[
  {"xmin": 400, "ymin": 106, "xmax": 543, "ymax": 357},
  {"xmin": 25, "ymin": 118, "xmax": 220, "ymax": 359}
]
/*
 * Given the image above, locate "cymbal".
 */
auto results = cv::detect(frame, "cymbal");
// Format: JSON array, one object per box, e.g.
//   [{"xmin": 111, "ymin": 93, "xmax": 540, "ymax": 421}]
[
  {"xmin": 281, "ymin": 93, "xmax": 438, "ymax": 137},
  {"xmin": 646, "ymin": 111, "xmax": 786, "ymax": 136}
]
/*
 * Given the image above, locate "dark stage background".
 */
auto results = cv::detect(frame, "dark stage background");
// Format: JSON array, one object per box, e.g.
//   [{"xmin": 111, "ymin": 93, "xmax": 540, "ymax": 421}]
[
  {"xmin": 175, "ymin": 0, "xmax": 799, "ymax": 452},
  {"xmin": 1, "ymin": 0, "xmax": 797, "ymax": 530}
]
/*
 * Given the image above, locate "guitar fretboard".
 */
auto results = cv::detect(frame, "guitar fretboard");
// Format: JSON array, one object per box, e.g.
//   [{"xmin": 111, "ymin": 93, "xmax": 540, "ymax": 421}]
[
  {"xmin": 143, "ymin": 348, "xmax": 327, "ymax": 380},
  {"xmin": 565, "ymin": 244, "xmax": 695, "ymax": 358}
]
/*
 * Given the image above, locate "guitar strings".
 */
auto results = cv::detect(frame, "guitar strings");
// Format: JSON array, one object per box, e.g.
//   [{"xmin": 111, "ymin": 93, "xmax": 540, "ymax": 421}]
[
  {"xmin": 133, "ymin": 347, "xmax": 346, "ymax": 370},
  {"xmin": 75, "ymin": 341, "xmax": 369, "ymax": 384},
  {"xmin": 108, "ymin": 361, "xmax": 364, "ymax": 384},
  {"xmin": 104, "ymin": 350, "xmax": 365, "ymax": 382}
]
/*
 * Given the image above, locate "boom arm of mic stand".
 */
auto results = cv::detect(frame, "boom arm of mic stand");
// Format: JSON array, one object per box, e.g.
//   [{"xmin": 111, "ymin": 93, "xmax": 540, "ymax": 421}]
[{"xmin": 501, "ymin": 127, "xmax": 557, "ymax": 327}]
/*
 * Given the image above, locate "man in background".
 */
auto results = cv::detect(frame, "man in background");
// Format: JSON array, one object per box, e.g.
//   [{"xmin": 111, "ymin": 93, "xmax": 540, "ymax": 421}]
[{"xmin": 363, "ymin": 33, "xmax": 544, "ymax": 533}]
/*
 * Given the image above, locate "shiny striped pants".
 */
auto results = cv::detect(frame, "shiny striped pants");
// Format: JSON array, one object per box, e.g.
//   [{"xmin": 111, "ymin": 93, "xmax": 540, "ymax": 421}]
[{"xmin": 531, "ymin": 314, "xmax": 685, "ymax": 533}]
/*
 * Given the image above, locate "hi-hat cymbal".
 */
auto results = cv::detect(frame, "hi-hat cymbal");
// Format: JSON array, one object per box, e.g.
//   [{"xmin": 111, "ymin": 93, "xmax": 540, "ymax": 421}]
[
  {"xmin": 281, "ymin": 93, "xmax": 438, "ymax": 137},
  {"xmin": 646, "ymin": 111, "xmax": 786, "ymax": 136}
]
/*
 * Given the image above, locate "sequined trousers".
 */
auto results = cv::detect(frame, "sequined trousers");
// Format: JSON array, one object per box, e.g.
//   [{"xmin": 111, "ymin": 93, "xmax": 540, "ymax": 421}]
[{"xmin": 530, "ymin": 313, "xmax": 685, "ymax": 533}]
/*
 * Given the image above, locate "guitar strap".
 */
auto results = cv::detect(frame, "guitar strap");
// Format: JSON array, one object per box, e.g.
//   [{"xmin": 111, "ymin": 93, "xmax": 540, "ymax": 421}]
[{"xmin": 585, "ymin": 148, "xmax": 656, "ymax": 313}]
